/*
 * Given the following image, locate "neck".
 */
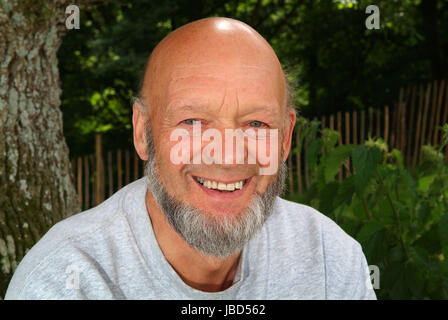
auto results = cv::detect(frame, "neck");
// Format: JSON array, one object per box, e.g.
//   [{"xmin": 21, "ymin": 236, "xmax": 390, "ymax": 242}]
[{"xmin": 145, "ymin": 190, "xmax": 242, "ymax": 292}]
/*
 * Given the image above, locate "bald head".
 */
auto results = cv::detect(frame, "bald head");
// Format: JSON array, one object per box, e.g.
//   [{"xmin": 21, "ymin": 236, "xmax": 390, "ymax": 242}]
[{"xmin": 137, "ymin": 17, "xmax": 293, "ymax": 113}]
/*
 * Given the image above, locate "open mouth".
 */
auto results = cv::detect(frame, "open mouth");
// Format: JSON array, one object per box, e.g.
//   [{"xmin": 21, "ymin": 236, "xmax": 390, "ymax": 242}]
[{"xmin": 193, "ymin": 176, "xmax": 249, "ymax": 193}]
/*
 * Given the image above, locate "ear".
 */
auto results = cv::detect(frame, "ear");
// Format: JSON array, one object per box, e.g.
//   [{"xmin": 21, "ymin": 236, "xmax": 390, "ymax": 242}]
[
  {"xmin": 133, "ymin": 103, "xmax": 149, "ymax": 161},
  {"xmin": 282, "ymin": 108, "xmax": 296, "ymax": 162}
]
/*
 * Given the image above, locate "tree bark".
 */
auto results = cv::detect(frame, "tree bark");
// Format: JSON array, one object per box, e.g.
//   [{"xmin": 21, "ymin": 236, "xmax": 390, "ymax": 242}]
[{"xmin": 0, "ymin": 0, "xmax": 80, "ymax": 297}]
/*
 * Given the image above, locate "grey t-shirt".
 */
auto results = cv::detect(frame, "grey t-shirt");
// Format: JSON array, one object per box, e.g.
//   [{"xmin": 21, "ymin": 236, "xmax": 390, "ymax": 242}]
[{"xmin": 5, "ymin": 178, "xmax": 376, "ymax": 300}]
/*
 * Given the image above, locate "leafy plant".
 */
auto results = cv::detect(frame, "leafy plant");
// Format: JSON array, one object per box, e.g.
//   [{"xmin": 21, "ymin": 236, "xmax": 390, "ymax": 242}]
[{"xmin": 288, "ymin": 118, "xmax": 448, "ymax": 299}]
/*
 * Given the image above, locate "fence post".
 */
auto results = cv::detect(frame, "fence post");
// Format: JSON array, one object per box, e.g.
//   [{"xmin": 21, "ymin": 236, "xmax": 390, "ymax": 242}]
[
  {"xmin": 337, "ymin": 111, "xmax": 342, "ymax": 181},
  {"xmin": 83, "ymin": 156, "xmax": 89, "ymax": 210},
  {"xmin": 108, "ymin": 151, "xmax": 113, "ymax": 197},
  {"xmin": 384, "ymin": 106, "xmax": 389, "ymax": 147},
  {"xmin": 400, "ymin": 90, "xmax": 408, "ymax": 155},
  {"xmin": 345, "ymin": 111, "xmax": 351, "ymax": 177},
  {"xmin": 390, "ymin": 104, "xmax": 398, "ymax": 149},
  {"xmin": 419, "ymin": 83, "xmax": 432, "ymax": 162},
  {"xmin": 413, "ymin": 85, "xmax": 424, "ymax": 166},
  {"xmin": 376, "ymin": 108, "xmax": 381, "ymax": 139},
  {"xmin": 427, "ymin": 80, "xmax": 438, "ymax": 147},
  {"xmin": 321, "ymin": 115, "xmax": 327, "ymax": 154},
  {"xmin": 360, "ymin": 109, "xmax": 365, "ymax": 144},
  {"xmin": 95, "ymin": 134, "xmax": 104, "ymax": 205},
  {"xmin": 395, "ymin": 87, "xmax": 404, "ymax": 150},
  {"xmin": 406, "ymin": 87, "xmax": 416, "ymax": 166},
  {"xmin": 70, "ymin": 159, "xmax": 75, "ymax": 184},
  {"xmin": 77, "ymin": 157, "xmax": 82, "ymax": 206},
  {"xmin": 442, "ymin": 81, "xmax": 448, "ymax": 132},
  {"xmin": 117, "ymin": 149, "xmax": 123, "ymax": 189},
  {"xmin": 368, "ymin": 107, "xmax": 373, "ymax": 140},
  {"xmin": 433, "ymin": 80, "xmax": 445, "ymax": 146},
  {"xmin": 442, "ymin": 81, "xmax": 448, "ymax": 161}
]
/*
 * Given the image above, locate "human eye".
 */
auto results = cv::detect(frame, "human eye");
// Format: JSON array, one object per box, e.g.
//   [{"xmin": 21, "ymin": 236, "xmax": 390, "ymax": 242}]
[
  {"xmin": 182, "ymin": 119, "xmax": 201, "ymax": 125},
  {"xmin": 248, "ymin": 120, "xmax": 267, "ymax": 128}
]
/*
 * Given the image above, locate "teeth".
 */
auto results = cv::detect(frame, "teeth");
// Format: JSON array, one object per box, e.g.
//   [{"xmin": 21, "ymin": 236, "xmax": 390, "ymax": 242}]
[
  {"xmin": 195, "ymin": 177, "xmax": 245, "ymax": 191},
  {"xmin": 217, "ymin": 182, "xmax": 226, "ymax": 190}
]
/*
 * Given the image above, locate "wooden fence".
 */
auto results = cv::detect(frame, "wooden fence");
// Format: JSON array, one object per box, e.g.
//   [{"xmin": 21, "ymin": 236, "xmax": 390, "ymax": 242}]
[
  {"xmin": 70, "ymin": 135, "xmax": 146, "ymax": 210},
  {"xmin": 290, "ymin": 80, "xmax": 448, "ymax": 195},
  {"xmin": 71, "ymin": 80, "xmax": 448, "ymax": 209}
]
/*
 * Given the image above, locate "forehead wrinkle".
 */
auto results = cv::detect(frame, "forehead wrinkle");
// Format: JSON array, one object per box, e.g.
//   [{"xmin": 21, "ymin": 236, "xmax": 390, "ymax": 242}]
[
  {"xmin": 235, "ymin": 87, "xmax": 240, "ymax": 118},
  {"xmin": 165, "ymin": 101, "xmax": 210, "ymax": 115},
  {"xmin": 216, "ymin": 86, "xmax": 228, "ymax": 116}
]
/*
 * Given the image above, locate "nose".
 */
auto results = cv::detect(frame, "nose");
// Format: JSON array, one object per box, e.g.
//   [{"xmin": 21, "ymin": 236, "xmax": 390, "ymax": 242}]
[{"xmin": 199, "ymin": 125, "xmax": 249, "ymax": 167}]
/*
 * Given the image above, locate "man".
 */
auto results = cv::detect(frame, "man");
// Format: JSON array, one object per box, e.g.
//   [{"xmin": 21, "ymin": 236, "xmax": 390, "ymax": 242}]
[{"xmin": 6, "ymin": 17, "xmax": 376, "ymax": 299}]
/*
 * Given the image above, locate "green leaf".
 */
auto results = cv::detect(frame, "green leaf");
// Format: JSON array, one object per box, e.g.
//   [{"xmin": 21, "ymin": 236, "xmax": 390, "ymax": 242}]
[
  {"xmin": 307, "ymin": 138, "xmax": 323, "ymax": 173},
  {"xmin": 413, "ymin": 223, "xmax": 441, "ymax": 254},
  {"xmin": 389, "ymin": 148, "xmax": 404, "ymax": 170},
  {"xmin": 352, "ymin": 145, "xmax": 382, "ymax": 196},
  {"xmin": 317, "ymin": 181, "xmax": 339, "ymax": 216},
  {"xmin": 416, "ymin": 202, "xmax": 431, "ymax": 228},
  {"xmin": 334, "ymin": 175, "xmax": 355, "ymax": 207},
  {"xmin": 408, "ymin": 246, "xmax": 429, "ymax": 269},
  {"xmin": 322, "ymin": 128, "xmax": 339, "ymax": 151},
  {"xmin": 405, "ymin": 263, "xmax": 425, "ymax": 298},
  {"xmin": 418, "ymin": 174, "xmax": 437, "ymax": 192},
  {"xmin": 439, "ymin": 212, "xmax": 448, "ymax": 258},
  {"xmin": 309, "ymin": 120, "xmax": 320, "ymax": 139},
  {"xmin": 389, "ymin": 245, "xmax": 404, "ymax": 262},
  {"xmin": 400, "ymin": 169, "xmax": 418, "ymax": 202},
  {"xmin": 377, "ymin": 197, "xmax": 394, "ymax": 223},
  {"xmin": 357, "ymin": 221, "xmax": 387, "ymax": 263},
  {"xmin": 357, "ymin": 221, "xmax": 385, "ymax": 244},
  {"xmin": 324, "ymin": 144, "xmax": 355, "ymax": 183}
]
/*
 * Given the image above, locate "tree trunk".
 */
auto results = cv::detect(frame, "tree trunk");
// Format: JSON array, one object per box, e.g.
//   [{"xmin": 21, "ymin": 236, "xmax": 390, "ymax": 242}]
[{"xmin": 0, "ymin": 0, "xmax": 80, "ymax": 297}]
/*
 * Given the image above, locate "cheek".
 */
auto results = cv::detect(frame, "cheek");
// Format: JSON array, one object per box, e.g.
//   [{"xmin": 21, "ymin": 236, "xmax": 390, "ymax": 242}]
[
  {"xmin": 155, "ymin": 136, "xmax": 190, "ymax": 192},
  {"xmin": 254, "ymin": 174, "xmax": 275, "ymax": 194}
]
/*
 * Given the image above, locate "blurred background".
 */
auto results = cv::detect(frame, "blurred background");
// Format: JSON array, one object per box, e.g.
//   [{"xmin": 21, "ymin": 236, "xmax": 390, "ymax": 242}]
[{"xmin": 1, "ymin": 0, "xmax": 448, "ymax": 299}]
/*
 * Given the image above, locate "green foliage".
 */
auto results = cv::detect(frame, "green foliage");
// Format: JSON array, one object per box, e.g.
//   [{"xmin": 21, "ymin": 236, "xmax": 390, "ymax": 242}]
[
  {"xmin": 288, "ymin": 116, "xmax": 448, "ymax": 299},
  {"xmin": 58, "ymin": 0, "xmax": 448, "ymax": 157},
  {"xmin": 352, "ymin": 144, "xmax": 382, "ymax": 196},
  {"xmin": 324, "ymin": 144, "xmax": 354, "ymax": 183}
]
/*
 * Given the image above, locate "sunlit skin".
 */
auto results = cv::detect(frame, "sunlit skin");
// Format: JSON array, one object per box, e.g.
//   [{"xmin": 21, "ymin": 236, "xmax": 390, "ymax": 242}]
[{"xmin": 132, "ymin": 17, "xmax": 296, "ymax": 292}]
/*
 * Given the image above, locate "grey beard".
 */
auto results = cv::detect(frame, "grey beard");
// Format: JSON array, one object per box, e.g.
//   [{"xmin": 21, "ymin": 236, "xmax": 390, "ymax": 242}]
[{"xmin": 143, "ymin": 122, "xmax": 287, "ymax": 258}]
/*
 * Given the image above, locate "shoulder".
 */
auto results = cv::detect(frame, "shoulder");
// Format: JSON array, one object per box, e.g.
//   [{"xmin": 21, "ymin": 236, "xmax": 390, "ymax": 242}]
[
  {"xmin": 269, "ymin": 197, "xmax": 361, "ymax": 252},
  {"xmin": 5, "ymin": 179, "xmax": 146, "ymax": 299},
  {"xmin": 266, "ymin": 197, "xmax": 375, "ymax": 299}
]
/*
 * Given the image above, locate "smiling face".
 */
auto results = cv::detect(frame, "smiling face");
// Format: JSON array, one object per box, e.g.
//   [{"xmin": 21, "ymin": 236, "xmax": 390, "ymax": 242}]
[{"xmin": 133, "ymin": 18, "xmax": 296, "ymax": 257}]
